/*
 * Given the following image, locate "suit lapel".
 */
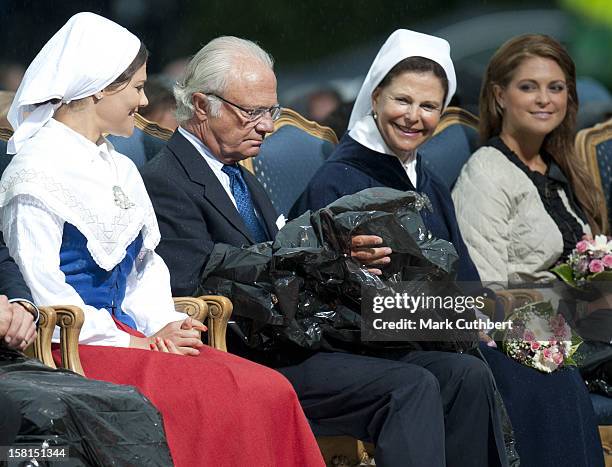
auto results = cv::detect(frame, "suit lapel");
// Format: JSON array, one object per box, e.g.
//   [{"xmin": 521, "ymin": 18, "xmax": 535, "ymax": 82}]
[{"xmin": 167, "ymin": 131, "xmax": 256, "ymax": 243}]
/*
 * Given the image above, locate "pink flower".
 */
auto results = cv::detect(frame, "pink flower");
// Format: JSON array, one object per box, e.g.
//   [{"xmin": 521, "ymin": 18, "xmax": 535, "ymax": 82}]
[
  {"xmin": 578, "ymin": 259, "xmax": 590, "ymax": 273},
  {"xmin": 555, "ymin": 325, "xmax": 571, "ymax": 340},
  {"xmin": 576, "ymin": 240, "xmax": 589, "ymax": 253},
  {"xmin": 549, "ymin": 315, "xmax": 563, "ymax": 329},
  {"xmin": 603, "ymin": 255, "xmax": 612, "ymax": 268},
  {"xmin": 523, "ymin": 330, "xmax": 535, "ymax": 342},
  {"xmin": 542, "ymin": 348, "xmax": 552, "ymax": 360},
  {"xmin": 530, "ymin": 341, "xmax": 541, "ymax": 351},
  {"xmin": 589, "ymin": 259, "xmax": 605, "ymax": 273},
  {"xmin": 552, "ymin": 352, "xmax": 564, "ymax": 365}
]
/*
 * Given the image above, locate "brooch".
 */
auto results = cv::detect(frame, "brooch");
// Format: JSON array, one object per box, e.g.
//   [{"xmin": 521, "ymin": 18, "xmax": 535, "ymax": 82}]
[{"xmin": 113, "ymin": 186, "xmax": 135, "ymax": 209}]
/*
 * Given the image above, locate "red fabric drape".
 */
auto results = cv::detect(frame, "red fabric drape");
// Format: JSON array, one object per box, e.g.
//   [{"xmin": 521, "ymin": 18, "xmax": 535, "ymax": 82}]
[{"xmin": 53, "ymin": 321, "xmax": 323, "ymax": 467}]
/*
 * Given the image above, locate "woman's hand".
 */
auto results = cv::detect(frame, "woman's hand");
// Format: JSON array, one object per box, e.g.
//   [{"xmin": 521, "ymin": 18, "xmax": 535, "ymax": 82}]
[
  {"xmin": 152, "ymin": 318, "xmax": 206, "ymax": 356},
  {"xmin": 150, "ymin": 336, "xmax": 182, "ymax": 354},
  {"xmin": 350, "ymin": 235, "xmax": 392, "ymax": 275},
  {"xmin": 128, "ymin": 335, "xmax": 184, "ymax": 354},
  {"xmin": 479, "ymin": 331, "xmax": 497, "ymax": 348}
]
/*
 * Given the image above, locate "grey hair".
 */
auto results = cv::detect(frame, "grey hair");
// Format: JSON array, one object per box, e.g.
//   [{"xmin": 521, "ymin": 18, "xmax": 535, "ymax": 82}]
[{"xmin": 174, "ymin": 36, "xmax": 274, "ymax": 125}]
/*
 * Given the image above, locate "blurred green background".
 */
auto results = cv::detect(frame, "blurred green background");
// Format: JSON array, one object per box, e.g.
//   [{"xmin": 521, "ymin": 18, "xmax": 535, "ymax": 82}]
[{"xmin": 1, "ymin": 0, "xmax": 611, "ymax": 111}]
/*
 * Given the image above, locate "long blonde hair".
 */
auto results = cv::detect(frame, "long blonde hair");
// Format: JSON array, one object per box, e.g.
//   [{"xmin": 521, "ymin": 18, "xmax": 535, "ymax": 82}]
[{"xmin": 480, "ymin": 34, "xmax": 605, "ymax": 234}]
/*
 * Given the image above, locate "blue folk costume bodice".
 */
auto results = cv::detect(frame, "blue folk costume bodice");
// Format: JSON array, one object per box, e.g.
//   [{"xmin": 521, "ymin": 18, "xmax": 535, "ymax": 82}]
[
  {"xmin": 289, "ymin": 134, "xmax": 481, "ymax": 282},
  {"xmin": 60, "ymin": 223, "xmax": 142, "ymax": 329}
]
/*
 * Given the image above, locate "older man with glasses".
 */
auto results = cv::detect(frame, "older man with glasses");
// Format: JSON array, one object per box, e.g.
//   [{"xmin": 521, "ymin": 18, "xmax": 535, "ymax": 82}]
[
  {"xmin": 140, "ymin": 36, "xmax": 476, "ymax": 466},
  {"xmin": 141, "ymin": 36, "xmax": 390, "ymax": 298}
]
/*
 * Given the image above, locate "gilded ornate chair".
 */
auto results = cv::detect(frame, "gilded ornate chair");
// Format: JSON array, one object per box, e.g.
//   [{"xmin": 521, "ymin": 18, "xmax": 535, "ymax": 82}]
[
  {"xmin": 575, "ymin": 118, "xmax": 612, "ymax": 234},
  {"xmin": 107, "ymin": 113, "xmax": 174, "ymax": 167},
  {"xmin": 38, "ymin": 296, "xmax": 229, "ymax": 376},
  {"xmin": 419, "ymin": 106, "xmax": 480, "ymax": 189},
  {"xmin": 22, "ymin": 306, "xmax": 57, "ymax": 367},
  {"xmin": 0, "ymin": 127, "xmax": 14, "ymax": 176},
  {"xmin": 576, "ymin": 120, "xmax": 612, "ymax": 460},
  {"xmin": 575, "ymin": 118, "xmax": 612, "ymax": 466},
  {"xmin": 239, "ymin": 108, "xmax": 338, "ymax": 216}
]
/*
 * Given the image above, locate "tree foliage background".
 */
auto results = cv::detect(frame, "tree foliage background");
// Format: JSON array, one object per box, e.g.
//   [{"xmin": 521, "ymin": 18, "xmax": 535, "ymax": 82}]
[{"xmin": 1, "ymin": 0, "xmax": 553, "ymax": 72}]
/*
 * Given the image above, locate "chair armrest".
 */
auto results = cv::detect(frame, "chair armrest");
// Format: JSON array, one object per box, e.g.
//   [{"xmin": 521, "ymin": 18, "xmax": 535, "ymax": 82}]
[
  {"xmin": 201, "ymin": 295, "xmax": 233, "ymax": 352},
  {"xmin": 53, "ymin": 305, "xmax": 85, "ymax": 376},
  {"xmin": 496, "ymin": 289, "xmax": 544, "ymax": 319},
  {"xmin": 25, "ymin": 306, "xmax": 57, "ymax": 368},
  {"xmin": 173, "ymin": 296, "xmax": 209, "ymax": 323}
]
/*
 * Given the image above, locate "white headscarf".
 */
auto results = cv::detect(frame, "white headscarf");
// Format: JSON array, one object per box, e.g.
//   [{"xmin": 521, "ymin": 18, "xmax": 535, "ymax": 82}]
[
  {"xmin": 7, "ymin": 12, "xmax": 140, "ymax": 154},
  {"xmin": 0, "ymin": 13, "xmax": 158, "ymax": 271},
  {"xmin": 348, "ymin": 29, "xmax": 457, "ymax": 157}
]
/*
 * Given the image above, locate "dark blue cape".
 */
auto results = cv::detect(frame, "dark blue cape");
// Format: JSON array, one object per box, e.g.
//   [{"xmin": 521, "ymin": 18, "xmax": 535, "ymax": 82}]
[{"xmin": 290, "ymin": 134, "xmax": 481, "ymax": 282}]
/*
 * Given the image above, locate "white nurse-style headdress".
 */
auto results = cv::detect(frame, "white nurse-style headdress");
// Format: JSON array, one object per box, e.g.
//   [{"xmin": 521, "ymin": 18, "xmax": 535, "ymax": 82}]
[
  {"xmin": 348, "ymin": 29, "xmax": 457, "ymax": 158},
  {"xmin": 7, "ymin": 12, "xmax": 141, "ymax": 154}
]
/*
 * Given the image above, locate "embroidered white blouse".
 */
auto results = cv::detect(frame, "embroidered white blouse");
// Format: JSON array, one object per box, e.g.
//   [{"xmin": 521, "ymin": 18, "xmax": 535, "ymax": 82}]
[{"xmin": 0, "ymin": 119, "xmax": 186, "ymax": 347}]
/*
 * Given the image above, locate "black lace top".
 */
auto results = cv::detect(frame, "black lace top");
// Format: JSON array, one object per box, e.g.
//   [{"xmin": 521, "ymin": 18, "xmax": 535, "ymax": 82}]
[{"xmin": 489, "ymin": 137, "xmax": 587, "ymax": 259}]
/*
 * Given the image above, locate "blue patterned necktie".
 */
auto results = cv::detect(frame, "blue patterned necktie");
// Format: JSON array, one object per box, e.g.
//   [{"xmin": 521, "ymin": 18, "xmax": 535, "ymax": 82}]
[{"xmin": 222, "ymin": 164, "xmax": 269, "ymax": 243}]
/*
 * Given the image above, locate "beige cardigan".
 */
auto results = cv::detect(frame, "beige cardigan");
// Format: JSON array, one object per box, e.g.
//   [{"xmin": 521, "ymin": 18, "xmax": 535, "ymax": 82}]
[{"xmin": 451, "ymin": 145, "xmax": 589, "ymax": 284}]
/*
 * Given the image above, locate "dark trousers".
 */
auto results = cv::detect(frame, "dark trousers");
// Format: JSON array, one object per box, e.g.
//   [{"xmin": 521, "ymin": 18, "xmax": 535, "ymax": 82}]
[
  {"xmin": 0, "ymin": 391, "xmax": 21, "ymax": 445},
  {"xmin": 278, "ymin": 350, "xmax": 504, "ymax": 467}
]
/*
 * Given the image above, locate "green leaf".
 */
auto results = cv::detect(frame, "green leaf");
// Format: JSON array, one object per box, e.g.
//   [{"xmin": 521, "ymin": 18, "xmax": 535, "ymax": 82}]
[
  {"xmin": 587, "ymin": 270, "xmax": 612, "ymax": 282},
  {"xmin": 551, "ymin": 263, "xmax": 577, "ymax": 287}
]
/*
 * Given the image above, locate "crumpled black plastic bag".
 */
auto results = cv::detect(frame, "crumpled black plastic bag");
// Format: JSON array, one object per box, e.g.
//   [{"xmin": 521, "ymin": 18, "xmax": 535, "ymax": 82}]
[
  {"xmin": 0, "ymin": 349, "xmax": 173, "ymax": 466},
  {"xmin": 572, "ymin": 307, "xmax": 612, "ymax": 397},
  {"xmin": 576, "ymin": 340, "xmax": 612, "ymax": 396},
  {"xmin": 199, "ymin": 188, "xmax": 478, "ymax": 355}
]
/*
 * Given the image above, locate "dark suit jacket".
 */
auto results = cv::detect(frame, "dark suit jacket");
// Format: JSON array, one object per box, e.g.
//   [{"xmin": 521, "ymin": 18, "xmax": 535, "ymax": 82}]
[
  {"xmin": 0, "ymin": 233, "xmax": 32, "ymax": 301},
  {"xmin": 141, "ymin": 130, "xmax": 279, "ymax": 297}
]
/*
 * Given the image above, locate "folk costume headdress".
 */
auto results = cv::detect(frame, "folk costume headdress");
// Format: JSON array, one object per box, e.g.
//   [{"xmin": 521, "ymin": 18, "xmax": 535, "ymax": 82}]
[
  {"xmin": 348, "ymin": 29, "xmax": 457, "ymax": 157},
  {"xmin": 0, "ymin": 13, "xmax": 159, "ymax": 271}
]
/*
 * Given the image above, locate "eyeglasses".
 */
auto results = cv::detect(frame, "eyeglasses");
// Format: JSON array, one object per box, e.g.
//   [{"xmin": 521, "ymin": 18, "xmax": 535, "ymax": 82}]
[{"xmin": 209, "ymin": 94, "xmax": 282, "ymax": 122}]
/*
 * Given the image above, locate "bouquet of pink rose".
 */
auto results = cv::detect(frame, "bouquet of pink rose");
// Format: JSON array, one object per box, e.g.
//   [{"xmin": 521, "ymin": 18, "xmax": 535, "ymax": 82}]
[
  {"xmin": 499, "ymin": 302, "xmax": 581, "ymax": 373},
  {"xmin": 552, "ymin": 234, "xmax": 612, "ymax": 287}
]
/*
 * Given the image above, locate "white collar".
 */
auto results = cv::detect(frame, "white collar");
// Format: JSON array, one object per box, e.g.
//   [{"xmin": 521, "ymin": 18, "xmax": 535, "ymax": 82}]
[
  {"xmin": 349, "ymin": 114, "xmax": 396, "ymax": 156},
  {"xmin": 47, "ymin": 118, "xmax": 114, "ymax": 161},
  {"xmin": 350, "ymin": 114, "xmax": 418, "ymax": 185},
  {"xmin": 178, "ymin": 126, "xmax": 225, "ymax": 171}
]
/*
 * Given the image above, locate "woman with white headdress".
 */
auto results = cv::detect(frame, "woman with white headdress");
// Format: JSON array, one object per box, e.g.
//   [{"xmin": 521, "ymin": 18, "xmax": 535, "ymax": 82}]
[
  {"xmin": 291, "ymin": 29, "xmax": 514, "ymax": 466},
  {"xmin": 0, "ymin": 12, "xmax": 324, "ymax": 467},
  {"xmin": 291, "ymin": 29, "xmax": 604, "ymax": 466},
  {"xmin": 290, "ymin": 29, "xmax": 478, "ymax": 282}
]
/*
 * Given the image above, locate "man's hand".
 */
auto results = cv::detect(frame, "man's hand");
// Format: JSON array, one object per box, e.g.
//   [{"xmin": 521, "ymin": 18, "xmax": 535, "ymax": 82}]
[
  {"xmin": 0, "ymin": 295, "xmax": 37, "ymax": 351},
  {"xmin": 350, "ymin": 235, "xmax": 392, "ymax": 275}
]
